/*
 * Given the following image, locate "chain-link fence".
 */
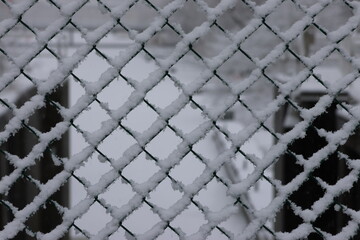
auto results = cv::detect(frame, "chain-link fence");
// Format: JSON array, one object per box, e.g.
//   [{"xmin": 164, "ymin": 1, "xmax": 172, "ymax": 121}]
[{"xmin": 1, "ymin": 0, "xmax": 360, "ymax": 239}]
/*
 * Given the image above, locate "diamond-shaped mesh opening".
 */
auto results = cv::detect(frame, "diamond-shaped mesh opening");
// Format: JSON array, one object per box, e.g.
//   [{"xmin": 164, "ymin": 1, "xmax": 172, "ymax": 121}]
[
  {"xmin": 313, "ymin": 153, "xmax": 342, "ymax": 186},
  {"xmin": 73, "ymin": 101, "xmax": 110, "ymax": 133},
  {"xmin": 266, "ymin": 0, "xmax": 305, "ymax": 33},
  {"xmin": 291, "ymin": 84, "xmax": 327, "ymax": 109},
  {"xmin": 216, "ymin": 1, "xmax": 254, "ymax": 34},
  {"xmin": 269, "ymin": 98, "xmax": 304, "ymax": 134},
  {"xmin": 73, "ymin": 152, "xmax": 113, "ymax": 185},
  {"xmin": 169, "ymin": 102, "xmax": 208, "ymax": 134},
  {"xmin": 239, "ymin": 128, "xmax": 273, "ymax": 163},
  {"xmin": 121, "ymin": 50, "xmax": 158, "ymax": 83},
  {"xmin": 6, "ymin": 83, "xmax": 36, "ymax": 109},
  {"xmin": 192, "ymin": 26, "xmax": 233, "ymax": 58},
  {"xmin": 168, "ymin": 1, "xmax": 207, "ymax": 34},
  {"xmin": 6, "ymin": 176, "xmax": 39, "ymax": 209},
  {"xmin": 22, "ymin": 0, "xmax": 62, "ymax": 30},
  {"xmin": 218, "ymin": 213, "xmax": 248, "ymax": 236},
  {"xmin": 3, "ymin": 127, "xmax": 38, "ymax": 158},
  {"xmin": 228, "ymin": 102, "xmax": 257, "ymax": 126},
  {"xmin": 265, "ymin": 49, "xmax": 307, "ymax": 82},
  {"xmin": 63, "ymin": 28, "xmax": 88, "ymax": 54},
  {"xmin": 290, "ymin": 127, "xmax": 328, "ymax": 158},
  {"xmin": 22, "ymin": 49, "xmax": 59, "ymax": 81},
  {"xmin": 74, "ymin": 201, "xmax": 112, "ymax": 236},
  {"xmin": 239, "ymin": 77, "xmax": 276, "ymax": 113},
  {"xmin": 313, "ymin": 51, "xmax": 352, "ymax": 89},
  {"xmin": 122, "ymin": 1, "xmax": 158, "ymax": 31},
  {"xmin": 147, "ymin": 178, "xmax": 182, "ymax": 209},
  {"xmin": 194, "ymin": 178, "xmax": 234, "ymax": 211},
  {"xmin": 92, "ymin": 31, "xmax": 128, "ymax": 59},
  {"xmin": 97, "ymin": 127, "xmax": 137, "ymax": 160},
  {"xmin": 145, "ymin": 25, "xmax": 182, "ymax": 55},
  {"xmin": 241, "ymin": 128, "xmax": 273, "ymax": 153},
  {"xmin": 30, "ymin": 104, "xmax": 65, "ymax": 134},
  {"xmin": 193, "ymin": 128, "xmax": 228, "ymax": 160},
  {"xmin": 171, "ymin": 203, "xmax": 207, "ymax": 235},
  {"xmin": 289, "ymin": 24, "xmax": 331, "ymax": 58},
  {"xmin": 241, "ymin": 25, "xmax": 283, "ymax": 60},
  {"xmin": 290, "ymin": 178, "xmax": 325, "ymax": 210},
  {"xmin": 146, "ymin": 126, "xmax": 182, "ymax": 160},
  {"xmin": 339, "ymin": 35, "xmax": 358, "ymax": 61},
  {"xmin": 216, "ymin": 50, "xmax": 257, "ymax": 85},
  {"xmin": 249, "ymin": 176, "xmax": 275, "ymax": 211},
  {"xmin": 169, "ymin": 152, "xmax": 206, "ymax": 185},
  {"xmin": 97, "ymin": 77, "xmax": 134, "ymax": 110},
  {"xmin": 169, "ymin": 51, "xmax": 208, "ymax": 86},
  {"xmin": 338, "ymin": 176, "xmax": 360, "ymax": 211},
  {"xmin": 315, "ymin": 0, "xmax": 353, "ymax": 33},
  {"xmin": 73, "ymin": 50, "xmax": 111, "ymax": 83},
  {"xmin": 98, "ymin": 177, "xmax": 136, "ymax": 207},
  {"xmin": 122, "ymin": 101, "xmax": 158, "ymax": 133},
  {"xmin": 191, "ymin": 76, "xmax": 231, "ymax": 113},
  {"xmin": 72, "ymin": 1, "xmax": 113, "ymax": 31},
  {"xmin": 25, "ymin": 184, "xmax": 68, "ymax": 234},
  {"xmin": 1, "ymin": 23, "xmax": 37, "ymax": 59},
  {"xmin": 145, "ymin": 76, "xmax": 181, "ymax": 109},
  {"xmin": 122, "ymin": 152, "xmax": 160, "ymax": 184},
  {"xmin": 313, "ymin": 204, "xmax": 352, "ymax": 235},
  {"xmin": 122, "ymin": 203, "xmax": 162, "ymax": 235},
  {"xmin": 115, "ymin": 30, "xmax": 137, "ymax": 47}
]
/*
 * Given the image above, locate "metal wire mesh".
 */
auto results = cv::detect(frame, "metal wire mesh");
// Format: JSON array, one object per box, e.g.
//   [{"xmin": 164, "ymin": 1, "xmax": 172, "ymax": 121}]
[{"xmin": 1, "ymin": 0, "xmax": 360, "ymax": 239}]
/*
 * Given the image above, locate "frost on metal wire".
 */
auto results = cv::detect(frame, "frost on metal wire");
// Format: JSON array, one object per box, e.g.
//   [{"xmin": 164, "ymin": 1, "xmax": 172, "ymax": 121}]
[{"xmin": 1, "ymin": 0, "xmax": 360, "ymax": 239}]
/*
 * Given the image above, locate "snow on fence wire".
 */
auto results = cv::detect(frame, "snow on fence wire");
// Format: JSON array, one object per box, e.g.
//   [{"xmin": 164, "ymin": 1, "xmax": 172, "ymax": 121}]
[{"xmin": 1, "ymin": 0, "xmax": 360, "ymax": 239}]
